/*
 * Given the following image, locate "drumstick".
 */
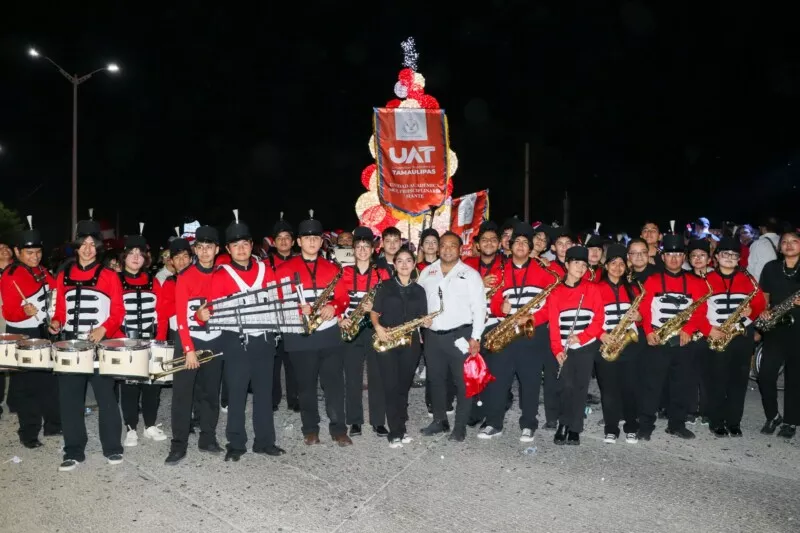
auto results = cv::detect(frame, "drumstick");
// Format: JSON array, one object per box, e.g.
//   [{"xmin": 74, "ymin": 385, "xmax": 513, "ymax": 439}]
[{"xmin": 12, "ymin": 281, "xmax": 29, "ymax": 305}]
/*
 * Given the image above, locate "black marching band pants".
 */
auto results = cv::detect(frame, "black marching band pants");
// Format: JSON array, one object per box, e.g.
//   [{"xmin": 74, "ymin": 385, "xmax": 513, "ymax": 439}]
[
  {"xmin": 170, "ymin": 335, "xmax": 222, "ymax": 452},
  {"xmin": 759, "ymin": 324, "xmax": 800, "ymax": 425},
  {"xmin": 703, "ymin": 331, "xmax": 753, "ymax": 429},
  {"xmin": 376, "ymin": 338, "xmax": 420, "ymax": 440},
  {"xmin": 557, "ymin": 343, "xmax": 597, "ymax": 433},
  {"xmin": 121, "ymin": 381, "xmax": 161, "ymax": 430},
  {"xmin": 221, "ymin": 332, "xmax": 276, "ymax": 452},
  {"xmin": 424, "ymin": 325, "xmax": 472, "ymax": 429},
  {"xmin": 343, "ymin": 332, "xmax": 386, "ymax": 426},
  {"xmin": 273, "ymin": 338, "xmax": 298, "ymax": 408},
  {"xmin": 6, "ymin": 326, "xmax": 61, "ymax": 443},
  {"xmin": 595, "ymin": 338, "xmax": 640, "ymax": 436},
  {"xmin": 290, "ymin": 345, "xmax": 347, "ymax": 437},
  {"xmin": 638, "ymin": 338, "xmax": 696, "ymax": 434}
]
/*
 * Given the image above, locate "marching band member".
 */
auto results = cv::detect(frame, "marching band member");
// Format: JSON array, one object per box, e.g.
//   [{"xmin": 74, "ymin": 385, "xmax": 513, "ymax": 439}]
[
  {"xmin": 375, "ymin": 227, "xmax": 403, "ymax": 276},
  {"xmin": 417, "ymin": 228, "xmax": 440, "ymax": 271},
  {"xmin": 627, "ymin": 238, "xmax": 659, "ymax": 284},
  {"xmin": 165, "ymin": 225, "xmax": 223, "ymax": 464},
  {"xmin": 481, "ymin": 223, "xmax": 558, "ymax": 441},
  {"xmin": 686, "ymin": 239, "xmax": 713, "ymax": 424},
  {"xmin": 119, "ymin": 227, "xmax": 168, "ymax": 447},
  {"xmin": 0, "ymin": 219, "xmax": 60, "ymax": 447},
  {"xmin": 0, "ymin": 237, "xmax": 12, "ymax": 419},
  {"xmin": 370, "ymin": 247, "xmax": 430, "ymax": 447},
  {"xmin": 640, "ymin": 221, "xmax": 665, "ymax": 269},
  {"xmin": 548, "ymin": 231, "xmax": 575, "ymax": 278},
  {"xmin": 276, "ymin": 211, "xmax": 351, "ymax": 446},
  {"xmin": 596, "ymin": 244, "xmax": 641, "ymax": 444},
  {"xmin": 585, "ymin": 233, "xmax": 606, "ymax": 283},
  {"xmin": 637, "ymin": 232, "xmax": 713, "ymax": 441},
  {"xmin": 418, "ymin": 232, "xmax": 486, "ymax": 442},
  {"xmin": 50, "ymin": 215, "xmax": 125, "ymax": 471},
  {"xmin": 548, "ymin": 246, "xmax": 605, "ymax": 446},
  {"xmin": 531, "ymin": 224, "xmax": 552, "ymax": 260},
  {"xmin": 268, "ymin": 213, "xmax": 299, "ymax": 412},
  {"xmin": 499, "ymin": 218, "xmax": 517, "ymax": 257},
  {"xmin": 157, "ymin": 237, "xmax": 193, "ymax": 345},
  {"xmin": 338, "ymin": 226, "xmax": 390, "ymax": 437},
  {"xmin": 704, "ymin": 237, "xmax": 765, "ymax": 437},
  {"xmin": 200, "ymin": 211, "xmax": 285, "ymax": 460},
  {"xmin": 757, "ymin": 229, "xmax": 800, "ymax": 439},
  {"xmin": 688, "ymin": 239, "xmax": 713, "ymax": 276}
]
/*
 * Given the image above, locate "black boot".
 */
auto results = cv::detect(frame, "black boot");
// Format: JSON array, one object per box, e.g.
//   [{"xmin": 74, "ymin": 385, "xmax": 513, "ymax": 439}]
[
  {"xmin": 553, "ymin": 424, "xmax": 567, "ymax": 445},
  {"xmin": 761, "ymin": 415, "xmax": 783, "ymax": 435},
  {"xmin": 566, "ymin": 431, "xmax": 580, "ymax": 445},
  {"xmin": 421, "ymin": 420, "xmax": 450, "ymax": 436},
  {"xmin": 777, "ymin": 424, "xmax": 796, "ymax": 439}
]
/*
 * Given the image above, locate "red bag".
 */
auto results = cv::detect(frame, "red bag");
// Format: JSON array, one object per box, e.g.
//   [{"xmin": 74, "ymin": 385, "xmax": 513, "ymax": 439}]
[{"xmin": 463, "ymin": 353, "xmax": 495, "ymax": 398}]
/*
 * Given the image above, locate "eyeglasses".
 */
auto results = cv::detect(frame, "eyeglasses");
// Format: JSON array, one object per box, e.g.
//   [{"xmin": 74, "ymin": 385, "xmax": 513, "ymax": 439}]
[
  {"xmin": 354, "ymin": 244, "xmax": 372, "ymax": 251},
  {"xmin": 718, "ymin": 251, "xmax": 740, "ymax": 259},
  {"xmin": 664, "ymin": 252, "xmax": 684, "ymax": 258},
  {"xmin": 627, "ymin": 251, "xmax": 647, "ymax": 257}
]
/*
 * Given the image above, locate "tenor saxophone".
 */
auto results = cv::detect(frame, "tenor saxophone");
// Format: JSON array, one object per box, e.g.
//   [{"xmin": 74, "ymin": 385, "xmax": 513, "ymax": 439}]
[
  {"xmin": 484, "ymin": 257, "xmax": 560, "ymax": 353},
  {"xmin": 600, "ymin": 276, "xmax": 645, "ymax": 362},
  {"xmin": 305, "ymin": 261, "xmax": 344, "ymax": 335},
  {"xmin": 340, "ymin": 266, "xmax": 381, "ymax": 342},
  {"xmin": 373, "ymin": 289, "xmax": 443, "ymax": 352},
  {"xmin": 654, "ymin": 275, "xmax": 713, "ymax": 345},
  {"xmin": 708, "ymin": 269, "xmax": 759, "ymax": 352}
]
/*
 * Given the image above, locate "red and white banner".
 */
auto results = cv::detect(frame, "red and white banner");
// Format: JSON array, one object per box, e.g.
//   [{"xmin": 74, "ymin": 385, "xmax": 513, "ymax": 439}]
[
  {"xmin": 373, "ymin": 108, "xmax": 450, "ymax": 217},
  {"xmin": 450, "ymin": 190, "xmax": 489, "ymax": 257}
]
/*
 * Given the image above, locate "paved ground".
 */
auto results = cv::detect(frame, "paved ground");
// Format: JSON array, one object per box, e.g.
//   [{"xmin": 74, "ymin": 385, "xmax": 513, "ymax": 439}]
[{"xmin": 0, "ymin": 378, "xmax": 797, "ymax": 533}]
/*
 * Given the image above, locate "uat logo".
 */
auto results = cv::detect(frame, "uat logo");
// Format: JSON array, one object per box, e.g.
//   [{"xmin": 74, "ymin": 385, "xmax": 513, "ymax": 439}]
[{"xmin": 389, "ymin": 146, "xmax": 436, "ymax": 164}]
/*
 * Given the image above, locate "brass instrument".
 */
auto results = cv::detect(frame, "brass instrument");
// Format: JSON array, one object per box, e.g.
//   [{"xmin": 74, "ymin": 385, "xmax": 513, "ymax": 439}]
[
  {"xmin": 600, "ymin": 275, "xmax": 645, "ymax": 362},
  {"xmin": 305, "ymin": 260, "xmax": 344, "ymax": 335},
  {"xmin": 150, "ymin": 350, "xmax": 222, "ymax": 380},
  {"xmin": 341, "ymin": 266, "xmax": 381, "ymax": 342},
  {"xmin": 755, "ymin": 286, "xmax": 800, "ymax": 332},
  {"xmin": 485, "ymin": 259, "xmax": 506, "ymax": 300},
  {"xmin": 373, "ymin": 288, "xmax": 443, "ymax": 352},
  {"xmin": 484, "ymin": 257, "xmax": 560, "ymax": 353},
  {"xmin": 654, "ymin": 275, "xmax": 713, "ymax": 345},
  {"xmin": 709, "ymin": 269, "xmax": 759, "ymax": 351}
]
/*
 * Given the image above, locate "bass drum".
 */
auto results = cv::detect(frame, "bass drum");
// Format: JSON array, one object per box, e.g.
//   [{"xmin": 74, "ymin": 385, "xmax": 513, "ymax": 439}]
[{"xmin": 750, "ymin": 342, "xmax": 785, "ymax": 392}]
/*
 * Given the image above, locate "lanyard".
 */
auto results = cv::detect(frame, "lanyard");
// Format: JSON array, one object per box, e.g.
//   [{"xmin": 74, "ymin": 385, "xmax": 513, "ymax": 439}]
[
  {"xmin": 303, "ymin": 258, "xmax": 318, "ymax": 295},
  {"xmin": 720, "ymin": 273, "xmax": 735, "ymax": 313},
  {"xmin": 511, "ymin": 260, "xmax": 532, "ymax": 305},
  {"xmin": 479, "ymin": 255, "xmax": 498, "ymax": 277},
  {"xmin": 606, "ymin": 280, "xmax": 622, "ymax": 317},
  {"xmin": 353, "ymin": 266, "xmax": 374, "ymax": 293}
]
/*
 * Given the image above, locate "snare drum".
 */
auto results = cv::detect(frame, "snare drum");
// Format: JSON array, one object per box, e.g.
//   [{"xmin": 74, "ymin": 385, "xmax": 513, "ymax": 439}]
[
  {"xmin": 98, "ymin": 339, "xmax": 150, "ymax": 380},
  {"xmin": 0, "ymin": 333, "xmax": 29, "ymax": 369},
  {"xmin": 53, "ymin": 340, "xmax": 96, "ymax": 374},
  {"xmin": 16, "ymin": 339, "xmax": 53, "ymax": 370},
  {"xmin": 149, "ymin": 340, "xmax": 175, "ymax": 384}
]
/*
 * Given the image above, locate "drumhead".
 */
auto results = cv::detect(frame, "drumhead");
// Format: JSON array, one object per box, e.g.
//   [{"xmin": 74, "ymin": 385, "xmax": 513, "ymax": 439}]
[
  {"xmin": 0, "ymin": 333, "xmax": 29, "ymax": 343},
  {"xmin": 100, "ymin": 339, "xmax": 148, "ymax": 350},
  {"xmin": 18, "ymin": 339, "xmax": 51, "ymax": 348},
  {"xmin": 53, "ymin": 340, "xmax": 95, "ymax": 351}
]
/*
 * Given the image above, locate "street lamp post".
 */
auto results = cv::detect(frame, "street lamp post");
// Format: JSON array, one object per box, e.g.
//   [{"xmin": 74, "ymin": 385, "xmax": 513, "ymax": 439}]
[{"xmin": 28, "ymin": 47, "xmax": 120, "ymax": 240}]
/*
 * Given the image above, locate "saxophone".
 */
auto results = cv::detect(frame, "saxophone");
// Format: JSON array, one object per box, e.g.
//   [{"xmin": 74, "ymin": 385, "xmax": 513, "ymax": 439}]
[
  {"xmin": 708, "ymin": 269, "xmax": 759, "ymax": 352},
  {"xmin": 600, "ymin": 276, "xmax": 645, "ymax": 362},
  {"xmin": 654, "ymin": 275, "xmax": 713, "ymax": 345},
  {"xmin": 485, "ymin": 259, "xmax": 506, "ymax": 300},
  {"xmin": 304, "ymin": 260, "xmax": 344, "ymax": 335},
  {"xmin": 373, "ymin": 288, "xmax": 443, "ymax": 352},
  {"xmin": 484, "ymin": 257, "xmax": 560, "ymax": 353},
  {"xmin": 755, "ymin": 288, "xmax": 799, "ymax": 332},
  {"xmin": 340, "ymin": 265, "xmax": 381, "ymax": 342}
]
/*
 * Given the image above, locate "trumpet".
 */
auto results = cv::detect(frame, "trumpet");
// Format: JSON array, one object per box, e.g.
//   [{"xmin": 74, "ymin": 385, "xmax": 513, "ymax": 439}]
[{"xmin": 150, "ymin": 350, "xmax": 223, "ymax": 380}]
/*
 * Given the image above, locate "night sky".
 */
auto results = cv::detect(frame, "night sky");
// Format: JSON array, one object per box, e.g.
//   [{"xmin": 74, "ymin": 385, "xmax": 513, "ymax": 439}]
[{"xmin": 1, "ymin": 3, "xmax": 798, "ymax": 247}]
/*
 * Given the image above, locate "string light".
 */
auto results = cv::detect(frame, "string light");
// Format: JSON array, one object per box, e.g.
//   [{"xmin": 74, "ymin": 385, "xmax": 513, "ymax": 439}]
[{"xmin": 401, "ymin": 37, "xmax": 419, "ymax": 71}]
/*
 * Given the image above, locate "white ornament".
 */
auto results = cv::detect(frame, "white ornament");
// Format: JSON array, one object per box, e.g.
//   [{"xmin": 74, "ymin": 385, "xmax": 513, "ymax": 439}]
[
  {"xmin": 393, "ymin": 81, "xmax": 408, "ymax": 99},
  {"xmin": 399, "ymin": 98, "xmax": 421, "ymax": 108}
]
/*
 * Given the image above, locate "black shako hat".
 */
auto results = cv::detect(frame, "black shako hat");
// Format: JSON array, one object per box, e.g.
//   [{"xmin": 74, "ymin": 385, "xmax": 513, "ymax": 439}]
[
  {"xmin": 298, "ymin": 209, "xmax": 323, "ymax": 237},
  {"xmin": 169, "ymin": 238, "xmax": 191, "ymax": 256},
  {"xmin": 225, "ymin": 209, "xmax": 251, "ymax": 244},
  {"xmin": 605, "ymin": 244, "xmax": 627, "ymax": 264},
  {"xmin": 716, "ymin": 236, "xmax": 739, "ymax": 253},
  {"xmin": 195, "ymin": 225, "xmax": 220, "ymax": 244},
  {"xmin": 75, "ymin": 208, "xmax": 102, "ymax": 241},
  {"xmin": 662, "ymin": 234, "xmax": 685, "ymax": 253},
  {"xmin": 566, "ymin": 245, "xmax": 589, "ymax": 263},
  {"xmin": 272, "ymin": 211, "xmax": 294, "ymax": 238},
  {"xmin": 353, "ymin": 226, "xmax": 375, "ymax": 243},
  {"xmin": 687, "ymin": 238, "xmax": 710, "ymax": 255},
  {"xmin": 123, "ymin": 222, "xmax": 148, "ymax": 251},
  {"xmin": 17, "ymin": 215, "xmax": 43, "ymax": 249}
]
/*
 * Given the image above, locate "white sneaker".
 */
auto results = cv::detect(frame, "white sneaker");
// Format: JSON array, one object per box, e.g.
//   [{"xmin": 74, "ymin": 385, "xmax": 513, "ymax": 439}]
[
  {"xmin": 625, "ymin": 432, "xmax": 638, "ymax": 444},
  {"xmin": 107, "ymin": 454, "xmax": 124, "ymax": 465},
  {"xmin": 58, "ymin": 459, "xmax": 82, "ymax": 472},
  {"xmin": 417, "ymin": 367, "xmax": 426, "ymax": 380},
  {"xmin": 389, "ymin": 438, "xmax": 403, "ymax": 449},
  {"xmin": 603, "ymin": 433, "xmax": 617, "ymax": 444},
  {"xmin": 477, "ymin": 426, "xmax": 503, "ymax": 439},
  {"xmin": 220, "ymin": 404, "xmax": 228, "ymax": 414},
  {"xmin": 446, "ymin": 408, "xmax": 455, "ymax": 415},
  {"xmin": 123, "ymin": 426, "xmax": 138, "ymax": 447},
  {"xmin": 520, "ymin": 428, "xmax": 535, "ymax": 443},
  {"xmin": 143, "ymin": 424, "xmax": 167, "ymax": 442},
  {"xmin": 401, "ymin": 434, "xmax": 413, "ymax": 444}
]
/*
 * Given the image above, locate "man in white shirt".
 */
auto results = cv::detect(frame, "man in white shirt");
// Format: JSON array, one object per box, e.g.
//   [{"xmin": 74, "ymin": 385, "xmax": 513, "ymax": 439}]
[
  {"xmin": 748, "ymin": 217, "xmax": 781, "ymax": 282},
  {"xmin": 417, "ymin": 232, "xmax": 486, "ymax": 442}
]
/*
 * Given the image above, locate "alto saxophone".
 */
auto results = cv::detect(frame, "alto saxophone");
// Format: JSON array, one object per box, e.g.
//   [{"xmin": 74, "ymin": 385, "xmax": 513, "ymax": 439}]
[
  {"xmin": 373, "ymin": 288, "xmax": 443, "ymax": 352},
  {"xmin": 654, "ymin": 275, "xmax": 713, "ymax": 345},
  {"xmin": 708, "ymin": 268, "xmax": 759, "ymax": 352},
  {"xmin": 305, "ymin": 260, "xmax": 344, "ymax": 335},
  {"xmin": 484, "ymin": 257, "xmax": 560, "ymax": 353},
  {"xmin": 485, "ymin": 260, "xmax": 506, "ymax": 300},
  {"xmin": 755, "ymin": 288, "xmax": 799, "ymax": 332},
  {"xmin": 340, "ymin": 265, "xmax": 381, "ymax": 342},
  {"xmin": 600, "ymin": 276, "xmax": 645, "ymax": 362}
]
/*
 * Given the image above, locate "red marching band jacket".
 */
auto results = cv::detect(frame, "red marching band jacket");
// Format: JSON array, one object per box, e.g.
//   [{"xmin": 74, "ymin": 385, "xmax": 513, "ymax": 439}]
[
  {"xmin": 639, "ymin": 270, "xmax": 711, "ymax": 338},
  {"xmin": 119, "ymin": 271, "xmax": 168, "ymax": 341},
  {"xmin": 596, "ymin": 279, "xmax": 638, "ymax": 335},
  {"xmin": 53, "ymin": 262, "xmax": 125, "ymax": 339},
  {"xmin": 464, "ymin": 255, "xmax": 505, "ymax": 328},
  {"xmin": 156, "ymin": 276, "xmax": 177, "ymax": 340},
  {"xmin": 266, "ymin": 252, "xmax": 294, "ymax": 272},
  {"xmin": 205, "ymin": 259, "xmax": 279, "ymax": 338},
  {"xmin": 0, "ymin": 263, "xmax": 55, "ymax": 330},
  {"xmin": 547, "ymin": 281, "xmax": 605, "ymax": 357},
  {"xmin": 705, "ymin": 270, "xmax": 766, "ymax": 330},
  {"xmin": 337, "ymin": 264, "xmax": 391, "ymax": 319},
  {"xmin": 175, "ymin": 263, "xmax": 220, "ymax": 354},
  {"xmin": 547, "ymin": 259, "xmax": 598, "ymax": 284},
  {"xmin": 489, "ymin": 259, "xmax": 555, "ymax": 331}
]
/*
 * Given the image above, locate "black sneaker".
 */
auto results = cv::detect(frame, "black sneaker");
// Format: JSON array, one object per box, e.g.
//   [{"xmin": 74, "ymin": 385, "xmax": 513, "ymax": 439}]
[
  {"xmin": 372, "ymin": 425, "xmax": 389, "ymax": 437},
  {"xmin": 22, "ymin": 439, "xmax": 43, "ymax": 449},
  {"xmin": 199, "ymin": 442, "xmax": 224, "ymax": 454},
  {"xmin": 636, "ymin": 429, "xmax": 652, "ymax": 441},
  {"xmin": 686, "ymin": 414, "xmax": 697, "ymax": 425},
  {"xmin": 553, "ymin": 424, "xmax": 567, "ymax": 445},
  {"xmin": 224, "ymin": 449, "xmax": 245, "ymax": 462},
  {"xmin": 448, "ymin": 426, "xmax": 466, "ymax": 442},
  {"xmin": 761, "ymin": 415, "xmax": 783, "ymax": 435},
  {"xmin": 467, "ymin": 416, "xmax": 484, "ymax": 428},
  {"xmin": 349, "ymin": 424, "xmax": 362, "ymax": 437},
  {"xmin": 421, "ymin": 420, "xmax": 450, "ymax": 436},
  {"xmin": 566, "ymin": 431, "xmax": 580, "ymax": 445},
  {"xmin": 665, "ymin": 427, "xmax": 696, "ymax": 439},
  {"xmin": 106, "ymin": 454, "xmax": 124, "ymax": 465},
  {"xmin": 165, "ymin": 449, "xmax": 187, "ymax": 465},
  {"xmin": 777, "ymin": 424, "xmax": 796, "ymax": 439},
  {"xmin": 710, "ymin": 426, "xmax": 729, "ymax": 437},
  {"xmin": 543, "ymin": 421, "xmax": 558, "ymax": 430},
  {"xmin": 58, "ymin": 459, "xmax": 82, "ymax": 472},
  {"xmin": 728, "ymin": 425, "xmax": 743, "ymax": 437},
  {"xmin": 253, "ymin": 445, "xmax": 286, "ymax": 456}
]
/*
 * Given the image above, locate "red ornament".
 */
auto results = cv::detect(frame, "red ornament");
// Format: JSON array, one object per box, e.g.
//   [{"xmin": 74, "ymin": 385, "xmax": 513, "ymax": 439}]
[
  {"xmin": 398, "ymin": 68, "xmax": 415, "ymax": 88},
  {"xmin": 386, "ymin": 99, "xmax": 402, "ymax": 108},
  {"xmin": 407, "ymin": 89, "xmax": 423, "ymax": 100},
  {"xmin": 446, "ymin": 179, "xmax": 454, "ymax": 197},
  {"xmin": 361, "ymin": 164, "xmax": 376, "ymax": 190},
  {"xmin": 361, "ymin": 205, "xmax": 388, "ymax": 227},
  {"xmin": 417, "ymin": 94, "xmax": 440, "ymax": 109},
  {"xmin": 463, "ymin": 353, "xmax": 495, "ymax": 398}
]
